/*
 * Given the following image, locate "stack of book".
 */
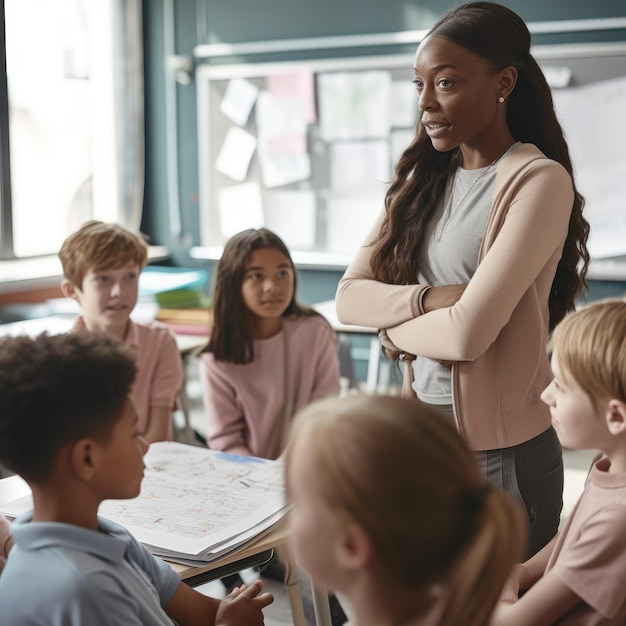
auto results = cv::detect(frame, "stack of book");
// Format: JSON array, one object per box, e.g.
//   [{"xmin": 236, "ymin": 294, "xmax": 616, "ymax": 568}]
[{"xmin": 156, "ymin": 307, "xmax": 212, "ymax": 336}]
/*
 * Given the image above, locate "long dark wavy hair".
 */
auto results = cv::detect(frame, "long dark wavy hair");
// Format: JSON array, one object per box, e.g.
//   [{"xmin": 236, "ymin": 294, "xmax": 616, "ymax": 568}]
[
  {"xmin": 201, "ymin": 228, "xmax": 320, "ymax": 364},
  {"xmin": 370, "ymin": 1, "xmax": 589, "ymax": 330}
]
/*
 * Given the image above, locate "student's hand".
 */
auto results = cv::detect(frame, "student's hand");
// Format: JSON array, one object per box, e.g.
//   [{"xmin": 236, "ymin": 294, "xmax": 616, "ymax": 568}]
[{"xmin": 215, "ymin": 579, "xmax": 274, "ymax": 626}]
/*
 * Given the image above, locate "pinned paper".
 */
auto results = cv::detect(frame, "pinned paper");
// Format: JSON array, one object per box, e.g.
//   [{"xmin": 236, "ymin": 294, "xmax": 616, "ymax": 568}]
[
  {"xmin": 220, "ymin": 78, "xmax": 259, "ymax": 126},
  {"xmin": 215, "ymin": 126, "xmax": 257, "ymax": 181},
  {"xmin": 257, "ymin": 150, "xmax": 311, "ymax": 188},
  {"xmin": 267, "ymin": 69, "xmax": 317, "ymax": 123},
  {"xmin": 326, "ymin": 190, "xmax": 386, "ymax": 254},
  {"xmin": 329, "ymin": 141, "xmax": 390, "ymax": 191},
  {"xmin": 218, "ymin": 183, "xmax": 264, "ymax": 239},
  {"xmin": 317, "ymin": 71, "xmax": 392, "ymax": 141},
  {"xmin": 265, "ymin": 189, "xmax": 317, "ymax": 249},
  {"xmin": 256, "ymin": 91, "xmax": 311, "ymax": 187},
  {"xmin": 256, "ymin": 91, "xmax": 308, "ymax": 155}
]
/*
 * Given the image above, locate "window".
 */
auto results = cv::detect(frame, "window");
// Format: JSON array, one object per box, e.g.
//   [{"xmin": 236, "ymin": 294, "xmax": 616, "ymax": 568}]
[{"xmin": 0, "ymin": 0, "xmax": 143, "ymax": 260}]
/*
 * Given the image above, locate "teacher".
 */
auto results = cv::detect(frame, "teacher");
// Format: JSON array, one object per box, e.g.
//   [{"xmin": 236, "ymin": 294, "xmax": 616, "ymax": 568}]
[{"xmin": 335, "ymin": 1, "xmax": 589, "ymax": 557}]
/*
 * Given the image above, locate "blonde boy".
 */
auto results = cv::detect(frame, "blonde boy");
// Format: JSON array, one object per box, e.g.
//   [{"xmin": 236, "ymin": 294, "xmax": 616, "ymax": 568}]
[
  {"xmin": 492, "ymin": 299, "xmax": 626, "ymax": 625},
  {"xmin": 59, "ymin": 220, "xmax": 183, "ymax": 442}
]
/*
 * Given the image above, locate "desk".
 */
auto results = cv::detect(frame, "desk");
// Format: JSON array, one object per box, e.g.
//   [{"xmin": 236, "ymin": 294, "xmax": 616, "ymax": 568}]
[{"xmin": 0, "ymin": 314, "xmax": 206, "ymax": 354}]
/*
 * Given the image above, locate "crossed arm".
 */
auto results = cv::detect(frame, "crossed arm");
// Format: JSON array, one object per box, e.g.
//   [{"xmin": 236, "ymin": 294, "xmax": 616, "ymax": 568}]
[{"xmin": 336, "ymin": 160, "xmax": 572, "ymax": 363}]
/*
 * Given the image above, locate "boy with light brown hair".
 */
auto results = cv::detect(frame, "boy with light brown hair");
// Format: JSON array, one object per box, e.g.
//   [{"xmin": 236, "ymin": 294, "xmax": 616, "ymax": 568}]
[
  {"xmin": 59, "ymin": 220, "xmax": 183, "ymax": 442},
  {"xmin": 493, "ymin": 299, "xmax": 626, "ymax": 625}
]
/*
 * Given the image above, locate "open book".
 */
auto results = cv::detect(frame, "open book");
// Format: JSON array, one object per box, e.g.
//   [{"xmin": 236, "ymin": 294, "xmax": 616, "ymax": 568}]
[{"xmin": 0, "ymin": 442, "xmax": 289, "ymax": 566}]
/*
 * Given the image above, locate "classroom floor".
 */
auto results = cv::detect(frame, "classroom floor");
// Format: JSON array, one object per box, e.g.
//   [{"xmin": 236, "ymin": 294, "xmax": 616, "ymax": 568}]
[{"xmin": 181, "ymin": 357, "xmax": 597, "ymax": 626}]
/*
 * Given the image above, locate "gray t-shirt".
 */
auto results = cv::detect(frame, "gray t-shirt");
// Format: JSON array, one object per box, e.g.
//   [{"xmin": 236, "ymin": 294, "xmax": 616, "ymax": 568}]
[{"xmin": 412, "ymin": 143, "xmax": 521, "ymax": 403}]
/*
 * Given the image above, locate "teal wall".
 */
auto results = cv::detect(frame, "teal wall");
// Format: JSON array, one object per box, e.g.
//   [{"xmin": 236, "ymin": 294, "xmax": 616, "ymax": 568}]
[
  {"xmin": 193, "ymin": 1, "xmax": 626, "ymax": 44},
  {"xmin": 141, "ymin": 0, "xmax": 626, "ymax": 306}
]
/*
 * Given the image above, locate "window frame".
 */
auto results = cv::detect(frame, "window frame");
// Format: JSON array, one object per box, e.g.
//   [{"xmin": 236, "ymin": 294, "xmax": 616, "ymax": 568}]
[
  {"xmin": 0, "ymin": 0, "xmax": 14, "ymax": 260},
  {"xmin": 0, "ymin": 0, "xmax": 144, "ymax": 263}
]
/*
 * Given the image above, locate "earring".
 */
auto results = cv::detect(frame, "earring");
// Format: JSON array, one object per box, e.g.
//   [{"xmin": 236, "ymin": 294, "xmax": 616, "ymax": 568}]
[{"xmin": 498, "ymin": 96, "xmax": 505, "ymax": 103}]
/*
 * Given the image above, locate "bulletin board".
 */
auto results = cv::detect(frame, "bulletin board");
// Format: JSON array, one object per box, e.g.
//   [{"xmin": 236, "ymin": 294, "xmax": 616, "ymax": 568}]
[{"xmin": 195, "ymin": 41, "xmax": 626, "ymax": 267}]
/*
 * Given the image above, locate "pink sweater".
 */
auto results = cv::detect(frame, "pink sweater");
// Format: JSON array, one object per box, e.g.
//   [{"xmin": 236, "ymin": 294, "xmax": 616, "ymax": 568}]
[
  {"xmin": 200, "ymin": 315, "xmax": 340, "ymax": 459},
  {"xmin": 336, "ymin": 144, "xmax": 574, "ymax": 451}
]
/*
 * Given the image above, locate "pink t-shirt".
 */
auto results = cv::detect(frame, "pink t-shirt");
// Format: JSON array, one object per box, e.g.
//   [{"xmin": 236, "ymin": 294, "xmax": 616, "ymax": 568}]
[
  {"xmin": 545, "ymin": 454, "xmax": 626, "ymax": 624},
  {"xmin": 200, "ymin": 315, "xmax": 340, "ymax": 459},
  {"xmin": 73, "ymin": 316, "xmax": 184, "ymax": 440}
]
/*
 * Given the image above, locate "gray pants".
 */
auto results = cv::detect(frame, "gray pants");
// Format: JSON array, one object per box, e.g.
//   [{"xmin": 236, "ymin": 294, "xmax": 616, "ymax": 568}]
[{"xmin": 433, "ymin": 405, "xmax": 563, "ymax": 559}]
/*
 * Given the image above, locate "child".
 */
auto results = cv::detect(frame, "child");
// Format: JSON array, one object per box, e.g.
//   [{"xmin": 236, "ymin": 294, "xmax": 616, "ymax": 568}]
[
  {"xmin": 199, "ymin": 227, "xmax": 340, "ymax": 460},
  {"xmin": 285, "ymin": 394, "xmax": 527, "ymax": 626},
  {"xmin": 0, "ymin": 331, "xmax": 272, "ymax": 625},
  {"xmin": 59, "ymin": 220, "xmax": 183, "ymax": 443},
  {"xmin": 493, "ymin": 299, "xmax": 626, "ymax": 625}
]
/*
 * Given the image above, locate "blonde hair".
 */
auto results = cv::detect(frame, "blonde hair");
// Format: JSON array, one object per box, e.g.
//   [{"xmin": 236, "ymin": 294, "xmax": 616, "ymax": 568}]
[
  {"xmin": 286, "ymin": 395, "xmax": 527, "ymax": 626},
  {"xmin": 58, "ymin": 220, "xmax": 149, "ymax": 288},
  {"xmin": 552, "ymin": 298, "xmax": 626, "ymax": 404}
]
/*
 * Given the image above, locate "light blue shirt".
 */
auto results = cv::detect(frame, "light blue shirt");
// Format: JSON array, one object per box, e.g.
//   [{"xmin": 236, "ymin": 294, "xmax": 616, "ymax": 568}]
[{"xmin": 0, "ymin": 511, "xmax": 180, "ymax": 625}]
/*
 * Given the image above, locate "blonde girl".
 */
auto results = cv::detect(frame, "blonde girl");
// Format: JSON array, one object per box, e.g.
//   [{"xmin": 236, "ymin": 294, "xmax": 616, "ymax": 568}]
[
  {"xmin": 286, "ymin": 395, "xmax": 527, "ymax": 626},
  {"xmin": 199, "ymin": 228, "xmax": 340, "ymax": 460}
]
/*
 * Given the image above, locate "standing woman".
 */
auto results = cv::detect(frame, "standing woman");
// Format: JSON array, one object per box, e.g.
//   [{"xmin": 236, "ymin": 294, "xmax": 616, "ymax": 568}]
[{"xmin": 335, "ymin": 1, "xmax": 589, "ymax": 557}]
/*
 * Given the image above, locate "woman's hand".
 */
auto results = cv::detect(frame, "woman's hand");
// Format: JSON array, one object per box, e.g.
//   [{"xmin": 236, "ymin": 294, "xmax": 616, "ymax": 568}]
[
  {"xmin": 422, "ymin": 284, "xmax": 467, "ymax": 312},
  {"xmin": 381, "ymin": 286, "xmax": 467, "ymax": 366},
  {"xmin": 379, "ymin": 329, "xmax": 410, "ymax": 362},
  {"xmin": 380, "ymin": 329, "xmax": 452, "ymax": 366}
]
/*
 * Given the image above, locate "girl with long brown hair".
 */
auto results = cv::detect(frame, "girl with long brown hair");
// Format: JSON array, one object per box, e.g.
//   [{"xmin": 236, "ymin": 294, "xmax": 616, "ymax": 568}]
[{"xmin": 200, "ymin": 228, "xmax": 340, "ymax": 460}]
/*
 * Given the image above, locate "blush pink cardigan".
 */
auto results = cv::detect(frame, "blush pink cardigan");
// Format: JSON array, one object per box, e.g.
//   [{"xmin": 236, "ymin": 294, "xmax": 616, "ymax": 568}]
[{"xmin": 336, "ymin": 144, "xmax": 574, "ymax": 451}]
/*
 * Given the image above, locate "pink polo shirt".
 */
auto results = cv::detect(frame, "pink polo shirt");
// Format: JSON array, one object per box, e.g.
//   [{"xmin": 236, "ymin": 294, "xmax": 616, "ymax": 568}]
[
  {"xmin": 545, "ymin": 454, "xmax": 626, "ymax": 624},
  {"xmin": 73, "ymin": 316, "xmax": 184, "ymax": 440}
]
